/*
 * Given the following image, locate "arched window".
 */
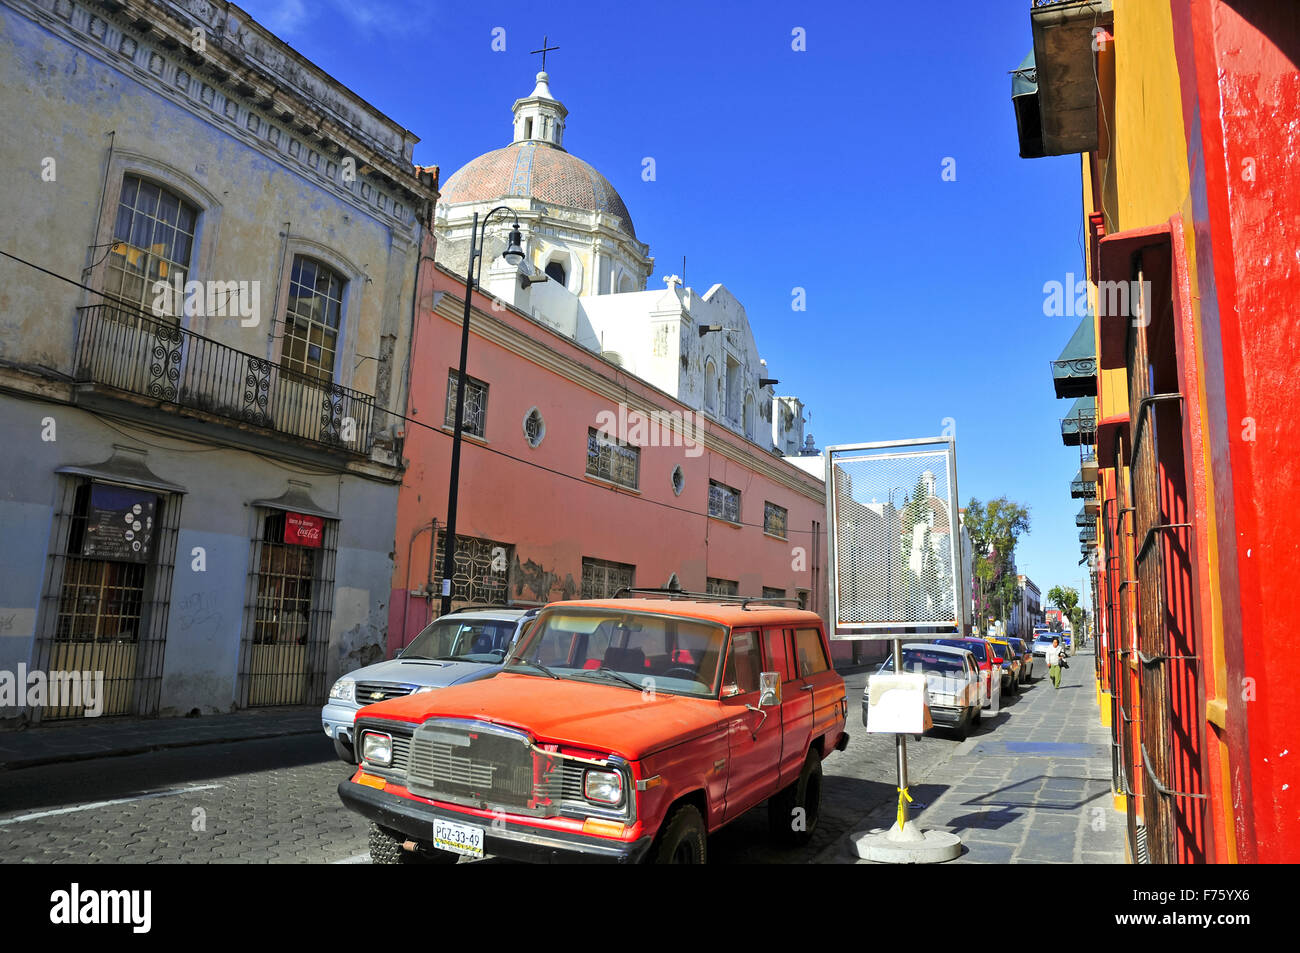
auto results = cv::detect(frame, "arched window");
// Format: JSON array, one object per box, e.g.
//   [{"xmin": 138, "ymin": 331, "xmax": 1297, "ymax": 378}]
[
  {"xmin": 283, "ymin": 255, "xmax": 345, "ymax": 382},
  {"xmin": 105, "ymin": 175, "xmax": 198, "ymax": 321},
  {"xmin": 704, "ymin": 360, "xmax": 717, "ymax": 413},
  {"xmin": 744, "ymin": 392, "xmax": 755, "ymax": 440},
  {"xmin": 545, "ymin": 260, "xmax": 567, "ymax": 287}
]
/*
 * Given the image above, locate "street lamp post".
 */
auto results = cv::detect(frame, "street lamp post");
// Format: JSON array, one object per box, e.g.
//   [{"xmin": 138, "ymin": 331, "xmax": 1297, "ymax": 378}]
[{"xmin": 439, "ymin": 207, "xmax": 524, "ymax": 617}]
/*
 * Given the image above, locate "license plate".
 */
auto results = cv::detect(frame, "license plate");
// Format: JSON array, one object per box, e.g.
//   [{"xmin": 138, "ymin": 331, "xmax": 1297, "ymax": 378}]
[{"xmin": 433, "ymin": 817, "xmax": 484, "ymax": 858}]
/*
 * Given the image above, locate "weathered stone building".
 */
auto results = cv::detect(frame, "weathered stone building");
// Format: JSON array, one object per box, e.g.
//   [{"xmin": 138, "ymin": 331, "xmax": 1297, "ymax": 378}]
[{"xmin": 0, "ymin": 0, "xmax": 437, "ymax": 722}]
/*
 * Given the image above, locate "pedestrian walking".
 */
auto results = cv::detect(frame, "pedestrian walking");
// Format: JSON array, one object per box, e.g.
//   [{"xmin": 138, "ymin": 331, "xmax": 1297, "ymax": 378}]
[{"xmin": 1046, "ymin": 637, "xmax": 1063, "ymax": 690}]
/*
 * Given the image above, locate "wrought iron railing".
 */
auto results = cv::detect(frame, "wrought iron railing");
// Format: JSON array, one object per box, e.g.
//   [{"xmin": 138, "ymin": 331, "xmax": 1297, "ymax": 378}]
[
  {"xmin": 75, "ymin": 302, "xmax": 374, "ymax": 454},
  {"xmin": 1079, "ymin": 525, "xmax": 1098, "ymax": 541},
  {"xmin": 1071, "ymin": 479, "xmax": 1098, "ymax": 498}
]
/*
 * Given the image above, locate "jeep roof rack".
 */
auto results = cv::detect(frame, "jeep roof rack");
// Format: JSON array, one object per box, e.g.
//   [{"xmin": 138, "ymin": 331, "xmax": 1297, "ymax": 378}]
[
  {"xmin": 449, "ymin": 604, "xmax": 538, "ymax": 614},
  {"xmin": 610, "ymin": 587, "xmax": 804, "ymax": 611}
]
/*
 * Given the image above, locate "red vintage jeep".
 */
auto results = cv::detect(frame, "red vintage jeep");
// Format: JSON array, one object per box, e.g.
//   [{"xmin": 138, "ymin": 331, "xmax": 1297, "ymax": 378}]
[{"xmin": 337, "ymin": 596, "xmax": 849, "ymax": 863}]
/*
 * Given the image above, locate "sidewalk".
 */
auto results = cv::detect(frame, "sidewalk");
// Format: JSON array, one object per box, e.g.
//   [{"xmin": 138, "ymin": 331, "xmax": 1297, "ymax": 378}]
[
  {"xmin": 829, "ymin": 645, "xmax": 1126, "ymax": 864},
  {"xmin": 0, "ymin": 707, "xmax": 321, "ymax": 770}
]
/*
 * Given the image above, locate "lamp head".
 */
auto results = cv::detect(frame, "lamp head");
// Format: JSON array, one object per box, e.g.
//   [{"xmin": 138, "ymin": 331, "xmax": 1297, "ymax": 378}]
[{"xmin": 503, "ymin": 222, "xmax": 525, "ymax": 265}]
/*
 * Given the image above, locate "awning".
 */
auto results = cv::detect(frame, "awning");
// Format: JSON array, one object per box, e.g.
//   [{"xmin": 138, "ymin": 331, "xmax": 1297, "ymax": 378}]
[
  {"xmin": 56, "ymin": 445, "xmax": 187, "ymax": 495},
  {"xmin": 1060, "ymin": 396, "xmax": 1096, "ymax": 446},
  {"xmin": 1051, "ymin": 314, "xmax": 1098, "ymax": 398},
  {"xmin": 1011, "ymin": 50, "xmax": 1045, "ymax": 159},
  {"xmin": 1069, "ymin": 470, "xmax": 1096, "ymax": 499}
]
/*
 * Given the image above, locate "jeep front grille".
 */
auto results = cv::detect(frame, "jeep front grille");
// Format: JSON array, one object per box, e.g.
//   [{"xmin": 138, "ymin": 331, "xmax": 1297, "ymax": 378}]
[{"xmin": 404, "ymin": 719, "xmax": 586, "ymax": 816}]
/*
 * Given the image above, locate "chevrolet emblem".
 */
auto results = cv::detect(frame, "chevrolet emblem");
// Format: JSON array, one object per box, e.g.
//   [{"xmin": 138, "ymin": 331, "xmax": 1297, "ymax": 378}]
[{"xmin": 370, "ymin": 692, "xmax": 384, "ymax": 700}]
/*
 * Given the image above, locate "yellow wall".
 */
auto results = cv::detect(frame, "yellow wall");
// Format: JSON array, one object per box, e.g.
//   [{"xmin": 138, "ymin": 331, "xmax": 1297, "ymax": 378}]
[{"xmin": 1112, "ymin": 0, "xmax": 1191, "ymax": 230}]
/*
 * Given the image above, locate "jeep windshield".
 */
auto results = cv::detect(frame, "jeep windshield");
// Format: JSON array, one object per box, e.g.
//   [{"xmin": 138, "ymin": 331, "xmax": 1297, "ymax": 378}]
[
  {"xmin": 505, "ymin": 609, "xmax": 727, "ymax": 698},
  {"xmin": 401, "ymin": 618, "xmax": 517, "ymax": 664}
]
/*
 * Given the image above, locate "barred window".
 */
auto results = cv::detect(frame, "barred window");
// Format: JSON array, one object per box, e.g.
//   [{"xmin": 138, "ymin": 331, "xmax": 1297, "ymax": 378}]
[
  {"xmin": 446, "ymin": 371, "xmax": 489, "ymax": 438},
  {"xmin": 763, "ymin": 501, "xmax": 788, "ymax": 538},
  {"xmin": 104, "ymin": 175, "xmax": 198, "ymax": 321},
  {"xmin": 581, "ymin": 557, "xmax": 635, "ymax": 599},
  {"xmin": 707, "ymin": 577, "xmax": 738, "ymax": 597},
  {"xmin": 253, "ymin": 512, "xmax": 315, "ymax": 646},
  {"xmin": 587, "ymin": 427, "xmax": 639, "ymax": 489},
  {"xmin": 708, "ymin": 480, "xmax": 741, "ymax": 523}
]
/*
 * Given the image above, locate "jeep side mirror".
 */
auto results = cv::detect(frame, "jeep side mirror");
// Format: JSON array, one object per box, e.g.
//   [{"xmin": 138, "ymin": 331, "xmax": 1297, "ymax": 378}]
[{"xmin": 758, "ymin": 672, "xmax": 781, "ymax": 707}]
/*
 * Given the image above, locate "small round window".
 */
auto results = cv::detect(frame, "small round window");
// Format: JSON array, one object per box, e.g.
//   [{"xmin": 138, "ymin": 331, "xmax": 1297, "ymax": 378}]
[
  {"xmin": 523, "ymin": 407, "xmax": 545, "ymax": 448},
  {"xmin": 671, "ymin": 464, "xmax": 685, "ymax": 496}
]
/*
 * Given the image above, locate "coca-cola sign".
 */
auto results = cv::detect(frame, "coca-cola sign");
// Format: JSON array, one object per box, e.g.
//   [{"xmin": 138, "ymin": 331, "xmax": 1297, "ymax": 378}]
[{"xmin": 284, "ymin": 511, "xmax": 323, "ymax": 548}]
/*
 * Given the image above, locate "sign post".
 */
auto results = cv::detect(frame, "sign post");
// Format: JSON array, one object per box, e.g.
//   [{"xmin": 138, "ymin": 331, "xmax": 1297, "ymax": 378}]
[{"xmin": 825, "ymin": 436, "xmax": 967, "ymax": 862}]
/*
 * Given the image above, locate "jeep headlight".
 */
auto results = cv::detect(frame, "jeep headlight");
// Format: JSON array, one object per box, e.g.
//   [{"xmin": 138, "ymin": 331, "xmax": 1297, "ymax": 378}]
[
  {"xmin": 361, "ymin": 731, "xmax": 392, "ymax": 767},
  {"xmin": 329, "ymin": 678, "xmax": 355, "ymax": 703},
  {"xmin": 584, "ymin": 769, "xmax": 623, "ymax": 806}
]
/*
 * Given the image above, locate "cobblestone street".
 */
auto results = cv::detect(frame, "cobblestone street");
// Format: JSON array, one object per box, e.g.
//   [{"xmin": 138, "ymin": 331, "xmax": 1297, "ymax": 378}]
[{"xmin": 0, "ymin": 654, "xmax": 1121, "ymax": 865}]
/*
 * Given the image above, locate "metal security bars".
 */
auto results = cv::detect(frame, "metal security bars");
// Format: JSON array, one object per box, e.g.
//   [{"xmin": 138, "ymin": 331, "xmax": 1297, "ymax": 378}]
[
  {"xmin": 75, "ymin": 302, "xmax": 374, "ymax": 454},
  {"xmin": 31, "ymin": 476, "xmax": 181, "ymax": 721},
  {"xmin": 826, "ymin": 437, "xmax": 967, "ymax": 638},
  {"xmin": 434, "ymin": 533, "xmax": 513, "ymax": 608},
  {"xmin": 238, "ymin": 509, "xmax": 337, "ymax": 708}
]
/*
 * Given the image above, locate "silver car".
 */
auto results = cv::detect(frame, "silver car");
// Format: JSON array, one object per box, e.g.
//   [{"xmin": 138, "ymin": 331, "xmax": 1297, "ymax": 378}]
[{"xmin": 323, "ymin": 606, "xmax": 539, "ymax": 762}]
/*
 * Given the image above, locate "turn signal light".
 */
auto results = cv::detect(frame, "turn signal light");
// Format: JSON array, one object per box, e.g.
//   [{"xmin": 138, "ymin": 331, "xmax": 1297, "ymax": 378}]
[{"xmin": 581, "ymin": 818, "xmax": 625, "ymax": 838}]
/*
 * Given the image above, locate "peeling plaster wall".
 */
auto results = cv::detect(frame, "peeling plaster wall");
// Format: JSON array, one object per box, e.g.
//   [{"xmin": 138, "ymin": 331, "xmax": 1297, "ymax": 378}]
[{"xmin": 0, "ymin": 397, "xmax": 399, "ymax": 718}]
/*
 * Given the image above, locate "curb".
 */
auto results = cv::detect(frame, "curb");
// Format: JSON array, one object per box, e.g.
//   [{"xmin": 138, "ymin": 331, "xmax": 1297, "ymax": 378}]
[{"xmin": 0, "ymin": 726, "xmax": 321, "ymax": 772}]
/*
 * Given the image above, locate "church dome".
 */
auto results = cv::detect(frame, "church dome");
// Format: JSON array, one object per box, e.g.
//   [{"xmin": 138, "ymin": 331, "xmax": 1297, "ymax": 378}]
[{"xmin": 440, "ymin": 141, "xmax": 636, "ymax": 239}]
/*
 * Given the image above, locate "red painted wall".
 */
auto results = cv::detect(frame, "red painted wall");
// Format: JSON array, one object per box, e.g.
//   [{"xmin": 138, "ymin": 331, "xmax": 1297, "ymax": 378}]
[{"xmin": 1172, "ymin": 0, "xmax": 1300, "ymax": 863}]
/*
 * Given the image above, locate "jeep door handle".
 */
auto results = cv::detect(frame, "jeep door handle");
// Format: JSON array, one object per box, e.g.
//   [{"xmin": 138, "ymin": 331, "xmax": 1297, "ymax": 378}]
[{"xmin": 800, "ymin": 684, "xmax": 814, "ymax": 692}]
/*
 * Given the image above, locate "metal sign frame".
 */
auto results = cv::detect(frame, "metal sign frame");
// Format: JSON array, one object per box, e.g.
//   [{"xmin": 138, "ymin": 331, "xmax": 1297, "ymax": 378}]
[{"xmin": 825, "ymin": 436, "xmax": 969, "ymax": 640}]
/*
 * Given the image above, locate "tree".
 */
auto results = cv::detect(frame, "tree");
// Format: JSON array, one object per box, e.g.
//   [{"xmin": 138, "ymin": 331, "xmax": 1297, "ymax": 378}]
[
  {"xmin": 1047, "ymin": 585, "xmax": 1083, "ymax": 633},
  {"xmin": 964, "ymin": 497, "xmax": 1031, "ymax": 633}
]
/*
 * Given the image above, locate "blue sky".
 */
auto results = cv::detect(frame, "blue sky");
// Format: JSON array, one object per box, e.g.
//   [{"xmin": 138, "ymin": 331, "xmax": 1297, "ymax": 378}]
[{"xmin": 239, "ymin": 0, "xmax": 1094, "ymax": 610}]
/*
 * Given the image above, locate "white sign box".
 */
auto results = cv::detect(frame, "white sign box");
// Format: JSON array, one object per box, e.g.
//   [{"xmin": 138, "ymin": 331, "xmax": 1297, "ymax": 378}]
[{"xmin": 865, "ymin": 671, "xmax": 934, "ymax": 734}]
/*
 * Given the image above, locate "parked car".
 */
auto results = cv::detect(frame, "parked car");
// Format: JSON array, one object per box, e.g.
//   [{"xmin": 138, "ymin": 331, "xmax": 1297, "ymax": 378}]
[
  {"xmin": 323, "ymin": 605, "xmax": 539, "ymax": 762},
  {"xmin": 867, "ymin": 643, "xmax": 983, "ymax": 740},
  {"xmin": 934, "ymin": 637, "xmax": 1002, "ymax": 715},
  {"xmin": 338, "ymin": 596, "xmax": 849, "ymax": 864},
  {"xmin": 1032, "ymin": 633, "xmax": 1055, "ymax": 657},
  {"xmin": 1006, "ymin": 637, "xmax": 1033, "ymax": 683},
  {"xmin": 985, "ymin": 638, "xmax": 1020, "ymax": 695}
]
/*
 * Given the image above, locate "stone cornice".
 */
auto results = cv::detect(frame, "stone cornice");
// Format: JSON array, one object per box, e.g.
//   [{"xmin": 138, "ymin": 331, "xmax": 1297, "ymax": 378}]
[
  {"xmin": 12, "ymin": 0, "xmax": 437, "ymax": 229},
  {"xmin": 429, "ymin": 276, "xmax": 826, "ymax": 505}
]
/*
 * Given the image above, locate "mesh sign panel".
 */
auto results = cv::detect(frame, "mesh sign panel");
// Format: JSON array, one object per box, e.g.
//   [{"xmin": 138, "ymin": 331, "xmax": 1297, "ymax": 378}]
[{"xmin": 826, "ymin": 439, "xmax": 965, "ymax": 639}]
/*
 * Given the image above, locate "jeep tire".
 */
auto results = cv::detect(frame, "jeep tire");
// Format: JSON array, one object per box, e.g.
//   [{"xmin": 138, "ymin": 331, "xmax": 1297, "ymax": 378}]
[
  {"xmin": 768, "ymin": 749, "xmax": 823, "ymax": 847},
  {"xmin": 649, "ymin": 804, "xmax": 707, "ymax": 864},
  {"xmin": 368, "ymin": 823, "xmax": 458, "ymax": 865}
]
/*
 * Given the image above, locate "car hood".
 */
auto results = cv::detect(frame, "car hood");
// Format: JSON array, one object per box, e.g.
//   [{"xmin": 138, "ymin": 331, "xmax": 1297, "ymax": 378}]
[
  {"xmin": 356, "ymin": 672, "xmax": 722, "ymax": 760},
  {"xmin": 348, "ymin": 657, "xmax": 499, "ymax": 690}
]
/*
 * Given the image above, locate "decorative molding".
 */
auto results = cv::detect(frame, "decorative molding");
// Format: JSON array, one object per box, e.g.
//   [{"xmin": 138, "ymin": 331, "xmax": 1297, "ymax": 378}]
[{"xmin": 10, "ymin": 0, "xmax": 432, "ymax": 233}]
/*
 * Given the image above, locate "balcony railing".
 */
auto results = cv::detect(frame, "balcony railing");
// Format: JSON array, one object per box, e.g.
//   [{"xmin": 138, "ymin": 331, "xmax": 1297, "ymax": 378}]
[
  {"xmin": 75, "ymin": 302, "xmax": 374, "ymax": 454},
  {"xmin": 1070, "ymin": 479, "xmax": 1097, "ymax": 499}
]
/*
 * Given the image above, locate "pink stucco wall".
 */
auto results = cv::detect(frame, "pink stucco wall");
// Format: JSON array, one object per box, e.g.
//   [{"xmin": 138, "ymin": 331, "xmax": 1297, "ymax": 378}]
[{"xmin": 388, "ymin": 265, "xmax": 843, "ymax": 661}]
